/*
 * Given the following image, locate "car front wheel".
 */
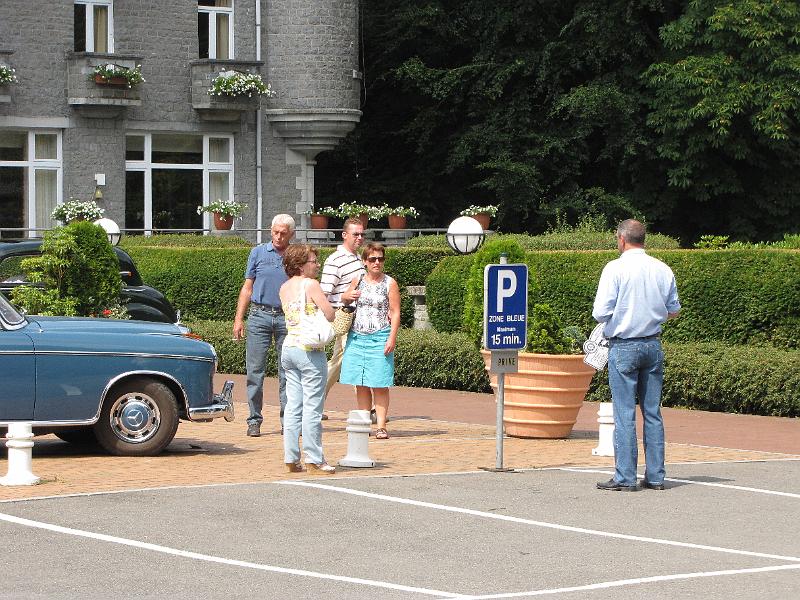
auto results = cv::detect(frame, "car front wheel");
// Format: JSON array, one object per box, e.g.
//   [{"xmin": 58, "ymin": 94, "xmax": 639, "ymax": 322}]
[{"xmin": 94, "ymin": 378, "xmax": 179, "ymax": 456}]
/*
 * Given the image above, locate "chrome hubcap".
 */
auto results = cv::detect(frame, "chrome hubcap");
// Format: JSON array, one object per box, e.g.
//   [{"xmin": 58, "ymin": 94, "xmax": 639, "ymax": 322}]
[{"xmin": 109, "ymin": 392, "xmax": 160, "ymax": 444}]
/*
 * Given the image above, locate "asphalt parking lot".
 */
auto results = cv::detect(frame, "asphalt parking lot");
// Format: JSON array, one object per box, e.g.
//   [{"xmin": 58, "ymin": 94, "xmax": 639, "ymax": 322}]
[{"xmin": 1, "ymin": 458, "xmax": 798, "ymax": 599}]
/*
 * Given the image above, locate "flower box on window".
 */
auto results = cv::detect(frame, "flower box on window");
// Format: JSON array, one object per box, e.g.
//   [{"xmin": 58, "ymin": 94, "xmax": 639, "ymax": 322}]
[
  {"xmin": 67, "ymin": 54, "xmax": 144, "ymax": 113},
  {"xmin": 190, "ymin": 59, "xmax": 266, "ymax": 121}
]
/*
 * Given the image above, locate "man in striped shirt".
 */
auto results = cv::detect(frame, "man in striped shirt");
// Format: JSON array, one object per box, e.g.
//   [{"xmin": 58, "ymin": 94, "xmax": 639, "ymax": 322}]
[{"xmin": 321, "ymin": 217, "xmax": 366, "ymax": 399}]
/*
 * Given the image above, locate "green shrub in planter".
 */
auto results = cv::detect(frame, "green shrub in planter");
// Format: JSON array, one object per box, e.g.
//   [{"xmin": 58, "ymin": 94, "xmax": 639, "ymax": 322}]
[
  {"xmin": 463, "ymin": 238, "xmax": 527, "ymax": 343},
  {"xmin": 425, "ymin": 255, "xmax": 474, "ymax": 333}
]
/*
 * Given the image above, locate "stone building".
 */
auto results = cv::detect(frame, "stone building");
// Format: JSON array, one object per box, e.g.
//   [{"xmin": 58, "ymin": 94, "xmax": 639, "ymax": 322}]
[{"xmin": 0, "ymin": 0, "xmax": 361, "ymax": 241}]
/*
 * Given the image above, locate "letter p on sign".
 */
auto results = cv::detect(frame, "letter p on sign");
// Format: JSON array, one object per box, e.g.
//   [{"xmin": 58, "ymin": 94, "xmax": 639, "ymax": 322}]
[{"xmin": 496, "ymin": 270, "xmax": 517, "ymax": 312}]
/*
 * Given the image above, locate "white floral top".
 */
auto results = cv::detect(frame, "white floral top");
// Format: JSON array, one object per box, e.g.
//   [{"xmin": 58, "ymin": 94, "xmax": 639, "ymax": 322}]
[{"xmin": 352, "ymin": 275, "xmax": 394, "ymax": 334}]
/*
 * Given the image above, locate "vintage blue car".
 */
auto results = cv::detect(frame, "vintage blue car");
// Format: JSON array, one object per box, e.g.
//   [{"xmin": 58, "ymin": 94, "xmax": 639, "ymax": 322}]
[{"xmin": 0, "ymin": 292, "xmax": 233, "ymax": 456}]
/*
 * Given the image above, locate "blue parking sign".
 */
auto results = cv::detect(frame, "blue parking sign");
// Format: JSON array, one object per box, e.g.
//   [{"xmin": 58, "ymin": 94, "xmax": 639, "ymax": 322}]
[{"xmin": 484, "ymin": 264, "xmax": 528, "ymax": 350}]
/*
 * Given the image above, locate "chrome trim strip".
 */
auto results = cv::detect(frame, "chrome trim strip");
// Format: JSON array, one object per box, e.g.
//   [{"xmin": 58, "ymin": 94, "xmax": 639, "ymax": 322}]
[
  {"xmin": 99, "ymin": 370, "xmax": 191, "ymax": 418},
  {"xmin": 27, "ymin": 350, "xmax": 213, "ymax": 362},
  {"xmin": 0, "ymin": 350, "xmax": 35, "ymax": 355},
  {"xmin": 0, "ymin": 418, "xmax": 97, "ymax": 427}
]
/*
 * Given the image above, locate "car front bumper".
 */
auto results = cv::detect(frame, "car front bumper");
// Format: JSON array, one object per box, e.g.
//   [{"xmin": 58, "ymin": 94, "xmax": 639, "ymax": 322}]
[{"xmin": 188, "ymin": 380, "xmax": 235, "ymax": 422}]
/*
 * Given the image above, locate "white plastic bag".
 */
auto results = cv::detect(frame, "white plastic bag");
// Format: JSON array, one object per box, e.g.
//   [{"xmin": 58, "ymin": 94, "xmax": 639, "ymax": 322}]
[{"xmin": 583, "ymin": 323, "xmax": 609, "ymax": 371}]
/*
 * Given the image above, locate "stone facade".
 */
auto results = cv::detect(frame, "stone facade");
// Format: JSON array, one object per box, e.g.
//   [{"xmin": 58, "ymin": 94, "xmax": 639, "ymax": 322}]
[{"xmin": 0, "ymin": 1, "xmax": 361, "ymax": 241}]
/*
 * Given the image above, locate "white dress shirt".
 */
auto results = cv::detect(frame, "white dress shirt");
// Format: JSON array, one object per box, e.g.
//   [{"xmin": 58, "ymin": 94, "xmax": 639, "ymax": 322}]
[{"xmin": 592, "ymin": 248, "xmax": 681, "ymax": 339}]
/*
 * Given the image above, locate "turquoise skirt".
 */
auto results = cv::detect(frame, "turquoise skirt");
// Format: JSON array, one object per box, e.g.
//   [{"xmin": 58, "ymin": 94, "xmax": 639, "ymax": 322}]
[{"xmin": 340, "ymin": 327, "xmax": 394, "ymax": 388}]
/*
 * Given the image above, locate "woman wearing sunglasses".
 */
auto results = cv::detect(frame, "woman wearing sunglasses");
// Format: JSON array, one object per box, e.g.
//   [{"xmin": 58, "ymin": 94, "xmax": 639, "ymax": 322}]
[{"xmin": 339, "ymin": 242, "xmax": 400, "ymax": 439}]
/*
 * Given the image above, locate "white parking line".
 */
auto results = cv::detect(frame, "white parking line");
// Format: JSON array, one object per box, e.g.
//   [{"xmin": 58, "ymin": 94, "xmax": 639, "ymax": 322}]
[
  {"xmin": 0, "ymin": 511, "xmax": 463, "ymax": 598},
  {"xmin": 436, "ymin": 563, "xmax": 800, "ymax": 599},
  {"xmin": 558, "ymin": 467, "xmax": 800, "ymax": 499},
  {"xmin": 280, "ymin": 481, "xmax": 800, "ymax": 563}
]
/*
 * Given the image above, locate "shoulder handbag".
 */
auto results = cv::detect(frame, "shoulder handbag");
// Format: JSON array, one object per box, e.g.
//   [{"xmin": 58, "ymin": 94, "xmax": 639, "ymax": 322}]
[
  {"xmin": 296, "ymin": 279, "xmax": 336, "ymax": 349},
  {"xmin": 331, "ymin": 274, "xmax": 363, "ymax": 337}
]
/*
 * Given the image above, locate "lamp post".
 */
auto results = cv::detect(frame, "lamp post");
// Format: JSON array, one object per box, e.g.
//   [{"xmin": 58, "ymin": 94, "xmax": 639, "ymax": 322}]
[
  {"xmin": 93, "ymin": 218, "xmax": 121, "ymax": 246},
  {"xmin": 446, "ymin": 216, "xmax": 485, "ymax": 254}
]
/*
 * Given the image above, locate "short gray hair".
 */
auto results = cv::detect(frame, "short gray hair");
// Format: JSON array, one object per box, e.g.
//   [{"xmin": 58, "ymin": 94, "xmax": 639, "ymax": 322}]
[
  {"xmin": 271, "ymin": 214, "xmax": 296, "ymax": 232},
  {"xmin": 616, "ymin": 219, "xmax": 645, "ymax": 246}
]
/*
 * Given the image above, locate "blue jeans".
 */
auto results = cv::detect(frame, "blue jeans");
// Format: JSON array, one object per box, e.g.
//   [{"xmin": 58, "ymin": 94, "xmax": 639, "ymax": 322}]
[
  {"xmin": 245, "ymin": 308, "xmax": 287, "ymax": 426},
  {"xmin": 281, "ymin": 345, "xmax": 327, "ymax": 465},
  {"xmin": 608, "ymin": 337, "xmax": 666, "ymax": 486}
]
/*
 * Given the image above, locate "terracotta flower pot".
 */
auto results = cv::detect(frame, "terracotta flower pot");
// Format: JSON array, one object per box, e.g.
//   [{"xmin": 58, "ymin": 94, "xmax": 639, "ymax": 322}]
[
  {"xmin": 357, "ymin": 212, "xmax": 369, "ymax": 229},
  {"xmin": 213, "ymin": 212, "xmax": 234, "ymax": 231},
  {"xmin": 310, "ymin": 214, "xmax": 329, "ymax": 229},
  {"xmin": 388, "ymin": 215, "xmax": 407, "ymax": 229},
  {"xmin": 472, "ymin": 213, "xmax": 491, "ymax": 230},
  {"xmin": 481, "ymin": 350, "xmax": 595, "ymax": 438}
]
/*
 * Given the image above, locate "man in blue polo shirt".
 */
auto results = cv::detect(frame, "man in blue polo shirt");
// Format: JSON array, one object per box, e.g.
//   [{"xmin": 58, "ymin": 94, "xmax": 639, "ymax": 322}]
[
  {"xmin": 233, "ymin": 214, "xmax": 294, "ymax": 437},
  {"xmin": 592, "ymin": 219, "xmax": 680, "ymax": 491}
]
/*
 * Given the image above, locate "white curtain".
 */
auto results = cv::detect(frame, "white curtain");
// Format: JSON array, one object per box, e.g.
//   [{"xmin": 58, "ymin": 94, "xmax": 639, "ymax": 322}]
[
  {"xmin": 94, "ymin": 5, "xmax": 109, "ymax": 53},
  {"xmin": 208, "ymin": 138, "xmax": 229, "ymax": 163},
  {"xmin": 34, "ymin": 169, "xmax": 58, "ymax": 230},
  {"xmin": 34, "ymin": 134, "xmax": 57, "ymax": 160},
  {"xmin": 216, "ymin": 13, "xmax": 229, "ymax": 59},
  {"xmin": 209, "ymin": 172, "xmax": 229, "ymax": 204}
]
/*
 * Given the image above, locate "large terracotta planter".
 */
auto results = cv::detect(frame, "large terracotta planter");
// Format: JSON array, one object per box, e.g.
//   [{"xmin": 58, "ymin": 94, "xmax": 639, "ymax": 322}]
[
  {"xmin": 388, "ymin": 215, "xmax": 407, "ymax": 229},
  {"xmin": 310, "ymin": 214, "xmax": 329, "ymax": 229},
  {"xmin": 213, "ymin": 212, "xmax": 233, "ymax": 231},
  {"xmin": 357, "ymin": 212, "xmax": 369, "ymax": 229},
  {"xmin": 481, "ymin": 350, "xmax": 594, "ymax": 438},
  {"xmin": 472, "ymin": 213, "xmax": 491, "ymax": 230}
]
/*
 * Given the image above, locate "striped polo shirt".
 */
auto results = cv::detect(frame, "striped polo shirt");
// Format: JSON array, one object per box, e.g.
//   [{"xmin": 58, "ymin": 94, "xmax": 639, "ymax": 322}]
[{"xmin": 320, "ymin": 245, "xmax": 365, "ymax": 307}]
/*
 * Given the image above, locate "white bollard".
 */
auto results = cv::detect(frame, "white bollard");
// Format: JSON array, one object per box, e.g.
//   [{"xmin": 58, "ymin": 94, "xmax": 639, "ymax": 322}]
[
  {"xmin": 592, "ymin": 402, "xmax": 615, "ymax": 457},
  {"xmin": 338, "ymin": 409, "xmax": 375, "ymax": 468},
  {"xmin": 1, "ymin": 422, "xmax": 41, "ymax": 486}
]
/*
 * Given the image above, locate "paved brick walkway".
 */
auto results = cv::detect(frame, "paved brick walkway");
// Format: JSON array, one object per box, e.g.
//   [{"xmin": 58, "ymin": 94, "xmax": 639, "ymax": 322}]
[{"xmin": 1, "ymin": 375, "xmax": 797, "ymax": 502}]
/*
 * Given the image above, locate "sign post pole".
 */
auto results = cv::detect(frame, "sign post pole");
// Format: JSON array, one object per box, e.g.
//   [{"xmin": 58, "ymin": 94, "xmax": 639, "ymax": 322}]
[{"xmin": 481, "ymin": 254, "xmax": 528, "ymax": 473}]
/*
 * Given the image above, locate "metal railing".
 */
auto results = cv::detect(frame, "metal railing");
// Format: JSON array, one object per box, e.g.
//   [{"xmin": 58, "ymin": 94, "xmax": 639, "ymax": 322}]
[{"xmin": 0, "ymin": 226, "xmax": 448, "ymax": 246}]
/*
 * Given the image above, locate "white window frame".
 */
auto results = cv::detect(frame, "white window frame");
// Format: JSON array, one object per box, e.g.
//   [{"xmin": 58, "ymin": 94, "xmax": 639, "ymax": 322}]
[
  {"xmin": 0, "ymin": 130, "xmax": 63, "ymax": 237},
  {"xmin": 125, "ymin": 133, "xmax": 235, "ymax": 234},
  {"xmin": 198, "ymin": 1, "xmax": 234, "ymax": 60},
  {"xmin": 76, "ymin": 0, "xmax": 115, "ymax": 53}
]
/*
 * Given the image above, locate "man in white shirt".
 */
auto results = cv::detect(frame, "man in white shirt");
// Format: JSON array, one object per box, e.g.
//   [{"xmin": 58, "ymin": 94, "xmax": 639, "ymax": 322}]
[
  {"xmin": 592, "ymin": 219, "xmax": 680, "ymax": 492},
  {"xmin": 320, "ymin": 217, "xmax": 366, "ymax": 401}
]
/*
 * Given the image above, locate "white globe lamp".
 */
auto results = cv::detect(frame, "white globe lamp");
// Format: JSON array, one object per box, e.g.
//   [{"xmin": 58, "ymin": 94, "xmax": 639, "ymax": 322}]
[
  {"xmin": 446, "ymin": 216, "xmax": 485, "ymax": 254},
  {"xmin": 93, "ymin": 218, "xmax": 121, "ymax": 246}
]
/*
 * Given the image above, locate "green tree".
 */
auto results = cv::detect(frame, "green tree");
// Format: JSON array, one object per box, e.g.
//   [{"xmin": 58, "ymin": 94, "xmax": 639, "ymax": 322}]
[
  {"xmin": 12, "ymin": 221, "xmax": 122, "ymax": 317},
  {"xmin": 317, "ymin": 1, "xmax": 679, "ymax": 233},
  {"xmin": 643, "ymin": 0, "xmax": 800, "ymax": 241}
]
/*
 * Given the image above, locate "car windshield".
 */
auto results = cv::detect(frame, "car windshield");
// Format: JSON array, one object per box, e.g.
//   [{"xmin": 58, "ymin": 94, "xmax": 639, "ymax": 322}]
[{"xmin": 0, "ymin": 292, "xmax": 25, "ymax": 327}]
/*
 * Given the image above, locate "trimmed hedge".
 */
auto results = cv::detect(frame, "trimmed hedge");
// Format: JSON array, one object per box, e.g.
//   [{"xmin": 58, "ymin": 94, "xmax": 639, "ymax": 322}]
[
  {"xmin": 428, "ymin": 248, "xmax": 800, "ymax": 349},
  {"xmin": 121, "ymin": 234, "xmax": 252, "ymax": 248},
  {"xmin": 407, "ymin": 231, "xmax": 680, "ymax": 251},
  {"xmin": 587, "ymin": 342, "xmax": 800, "ymax": 417},
  {"xmin": 188, "ymin": 321, "xmax": 492, "ymax": 393},
  {"xmin": 191, "ymin": 320, "xmax": 799, "ymax": 417},
  {"xmin": 126, "ymin": 243, "xmax": 448, "ymax": 322}
]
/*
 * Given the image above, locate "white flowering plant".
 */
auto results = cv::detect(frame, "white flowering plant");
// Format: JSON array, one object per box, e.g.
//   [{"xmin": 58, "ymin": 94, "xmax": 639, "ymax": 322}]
[
  {"xmin": 0, "ymin": 65, "xmax": 18, "ymax": 84},
  {"xmin": 51, "ymin": 198, "xmax": 104, "ymax": 223},
  {"xmin": 208, "ymin": 71, "xmax": 276, "ymax": 98},
  {"xmin": 338, "ymin": 202, "xmax": 388, "ymax": 220},
  {"xmin": 304, "ymin": 206, "xmax": 340, "ymax": 217},
  {"xmin": 197, "ymin": 199, "xmax": 247, "ymax": 218},
  {"xmin": 385, "ymin": 205, "xmax": 418, "ymax": 218},
  {"xmin": 460, "ymin": 204, "xmax": 498, "ymax": 217},
  {"xmin": 90, "ymin": 63, "xmax": 145, "ymax": 88}
]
